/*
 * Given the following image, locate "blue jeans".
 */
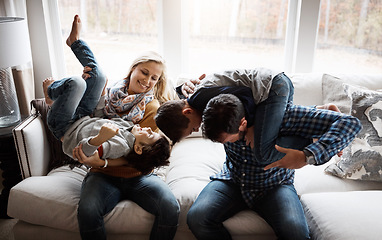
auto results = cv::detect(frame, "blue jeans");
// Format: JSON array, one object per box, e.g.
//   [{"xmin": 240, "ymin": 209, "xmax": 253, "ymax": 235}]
[
  {"xmin": 187, "ymin": 180, "xmax": 310, "ymax": 240},
  {"xmin": 78, "ymin": 172, "xmax": 180, "ymax": 240},
  {"xmin": 47, "ymin": 40, "xmax": 106, "ymax": 140},
  {"xmin": 253, "ymin": 73, "xmax": 299, "ymax": 164}
]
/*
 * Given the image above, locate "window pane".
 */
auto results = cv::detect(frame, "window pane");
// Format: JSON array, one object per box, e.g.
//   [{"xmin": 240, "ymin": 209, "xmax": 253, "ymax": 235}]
[
  {"xmin": 316, "ymin": 0, "xmax": 382, "ymax": 73},
  {"xmin": 187, "ymin": 0, "xmax": 289, "ymax": 74},
  {"xmin": 58, "ymin": 0, "xmax": 158, "ymax": 84}
]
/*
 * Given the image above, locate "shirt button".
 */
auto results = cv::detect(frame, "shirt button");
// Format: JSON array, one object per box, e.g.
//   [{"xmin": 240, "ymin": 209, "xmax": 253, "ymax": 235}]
[
  {"xmin": 241, "ymin": 184, "xmax": 245, "ymax": 187},
  {"xmin": 242, "ymin": 173, "xmax": 246, "ymax": 177},
  {"xmin": 244, "ymin": 159, "xmax": 248, "ymax": 163},
  {"xmin": 242, "ymin": 146, "xmax": 246, "ymax": 150}
]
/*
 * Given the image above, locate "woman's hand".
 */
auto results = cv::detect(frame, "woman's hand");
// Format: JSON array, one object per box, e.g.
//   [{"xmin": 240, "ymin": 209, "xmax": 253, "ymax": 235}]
[
  {"xmin": 181, "ymin": 74, "xmax": 206, "ymax": 97},
  {"xmin": 73, "ymin": 144, "xmax": 105, "ymax": 168},
  {"xmin": 82, "ymin": 66, "xmax": 108, "ymax": 96},
  {"xmin": 244, "ymin": 126, "xmax": 255, "ymax": 149}
]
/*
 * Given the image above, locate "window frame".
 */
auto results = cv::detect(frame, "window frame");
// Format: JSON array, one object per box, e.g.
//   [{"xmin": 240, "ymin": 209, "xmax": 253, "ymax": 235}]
[{"xmin": 31, "ymin": 0, "xmax": 322, "ymax": 98}]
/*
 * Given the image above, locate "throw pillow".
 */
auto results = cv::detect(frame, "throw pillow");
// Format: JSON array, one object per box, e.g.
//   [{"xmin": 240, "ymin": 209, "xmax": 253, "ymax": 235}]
[
  {"xmin": 31, "ymin": 98, "xmax": 82, "ymax": 171},
  {"xmin": 325, "ymin": 84, "xmax": 382, "ymax": 181},
  {"xmin": 322, "ymin": 74, "xmax": 352, "ymax": 114}
]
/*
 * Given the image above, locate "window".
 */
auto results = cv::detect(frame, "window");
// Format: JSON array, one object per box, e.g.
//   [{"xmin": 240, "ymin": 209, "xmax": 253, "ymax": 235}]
[
  {"xmin": 56, "ymin": 0, "xmax": 381, "ymax": 83},
  {"xmin": 315, "ymin": 0, "xmax": 382, "ymax": 73},
  {"xmin": 58, "ymin": 0, "xmax": 158, "ymax": 84},
  {"xmin": 187, "ymin": 0, "xmax": 289, "ymax": 75}
]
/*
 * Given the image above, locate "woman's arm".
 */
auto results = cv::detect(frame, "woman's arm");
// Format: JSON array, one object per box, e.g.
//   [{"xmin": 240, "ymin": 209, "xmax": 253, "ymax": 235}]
[
  {"xmin": 73, "ymin": 144, "xmax": 129, "ymax": 168},
  {"xmin": 139, "ymin": 99, "xmax": 160, "ymax": 132}
]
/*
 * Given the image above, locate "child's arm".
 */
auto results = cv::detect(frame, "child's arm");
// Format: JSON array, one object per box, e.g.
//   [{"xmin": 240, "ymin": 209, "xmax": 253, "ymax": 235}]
[
  {"xmin": 89, "ymin": 122, "xmax": 119, "ymax": 146},
  {"xmin": 78, "ymin": 122, "xmax": 119, "ymax": 158}
]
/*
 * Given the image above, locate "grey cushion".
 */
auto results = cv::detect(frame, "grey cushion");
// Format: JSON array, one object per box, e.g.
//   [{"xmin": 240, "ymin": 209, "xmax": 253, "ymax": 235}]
[{"xmin": 325, "ymin": 84, "xmax": 382, "ymax": 181}]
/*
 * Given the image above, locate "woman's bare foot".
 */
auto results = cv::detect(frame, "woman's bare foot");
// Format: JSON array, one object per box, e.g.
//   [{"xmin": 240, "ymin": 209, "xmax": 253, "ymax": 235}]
[
  {"xmin": 66, "ymin": 15, "xmax": 81, "ymax": 47},
  {"xmin": 43, "ymin": 77, "xmax": 55, "ymax": 106}
]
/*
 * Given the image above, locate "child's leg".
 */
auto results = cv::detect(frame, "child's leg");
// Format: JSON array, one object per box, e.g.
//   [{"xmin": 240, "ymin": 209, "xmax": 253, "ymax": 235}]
[
  {"xmin": 46, "ymin": 76, "xmax": 86, "ymax": 140},
  {"xmin": 253, "ymin": 73, "xmax": 294, "ymax": 164},
  {"xmin": 67, "ymin": 15, "xmax": 106, "ymax": 118}
]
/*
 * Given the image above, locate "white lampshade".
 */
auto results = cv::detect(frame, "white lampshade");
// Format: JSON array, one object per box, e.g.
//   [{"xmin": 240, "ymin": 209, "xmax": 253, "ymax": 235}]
[
  {"xmin": 0, "ymin": 17, "xmax": 32, "ymax": 68},
  {"xmin": 0, "ymin": 17, "xmax": 32, "ymax": 128}
]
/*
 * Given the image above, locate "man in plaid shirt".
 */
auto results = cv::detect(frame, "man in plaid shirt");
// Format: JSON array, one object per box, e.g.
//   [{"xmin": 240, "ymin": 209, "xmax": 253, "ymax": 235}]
[
  {"xmin": 187, "ymin": 93, "xmax": 361, "ymax": 240},
  {"xmin": 155, "ymin": 69, "xmax": 361, "ymax": 239}
]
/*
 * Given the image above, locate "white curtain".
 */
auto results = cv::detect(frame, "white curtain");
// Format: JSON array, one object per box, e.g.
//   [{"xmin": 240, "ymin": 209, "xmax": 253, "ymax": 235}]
[{"xmin": 0, "ymin": 0, "xmax": 35, "ymax": 116}]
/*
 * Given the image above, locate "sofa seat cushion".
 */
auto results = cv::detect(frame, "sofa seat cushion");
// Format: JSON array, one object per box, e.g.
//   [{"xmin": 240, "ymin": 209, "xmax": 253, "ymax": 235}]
[
  {"xmin": 167, "ymin": 137, "xmax": 275, "ymax": 237},
  {"xmin": 8, "ymin": 166, "xmax": 154, "ymax": 234},
  {"xmin": 295, "ymin": 158, "xmax": 382, "ymax": 195},
  {"xmin": 301, "ymin": 191, "xmax": 382, "ymax": 240}
]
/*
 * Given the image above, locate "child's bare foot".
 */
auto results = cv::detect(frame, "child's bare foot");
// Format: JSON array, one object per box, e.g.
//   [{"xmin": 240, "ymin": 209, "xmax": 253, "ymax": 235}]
[
  {"xmin": 66, "ymin": 15, "xmax": 81, "ymax": 47},
  {"xmin": 43, "ymin": 77, "xmax": 55, "ymax": 106}
]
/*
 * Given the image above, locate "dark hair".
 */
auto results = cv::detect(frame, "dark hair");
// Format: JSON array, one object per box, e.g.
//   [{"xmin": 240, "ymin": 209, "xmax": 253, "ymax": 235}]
[
  {"xmin": 155, "ymin": 100, "xmax": 189, "ymax": 144},
  {"xmin": 126, "ymin": 135, "xmax": 171, "ymax": 175},
  {"xmin": 202, "ymin": 94, "xmax": 245, "ymax": 142}
]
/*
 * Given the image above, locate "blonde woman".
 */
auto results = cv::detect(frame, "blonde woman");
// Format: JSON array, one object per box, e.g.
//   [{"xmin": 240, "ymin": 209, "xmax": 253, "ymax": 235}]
[{"xmin": 52, "ymin": 15, "xmax": 179, "ymax": 240}]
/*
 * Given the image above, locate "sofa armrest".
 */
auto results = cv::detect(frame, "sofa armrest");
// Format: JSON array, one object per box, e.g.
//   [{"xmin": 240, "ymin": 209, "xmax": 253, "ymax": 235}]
[{"xmin": 13, "ymin": 114, "xmax": 50, "ymax": 178}]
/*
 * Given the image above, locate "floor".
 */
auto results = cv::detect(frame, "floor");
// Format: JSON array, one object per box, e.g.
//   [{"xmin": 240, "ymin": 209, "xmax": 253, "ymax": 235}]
[{"xmin": 0, "ymin": 218, "xmax": 17, "ymax": 240}]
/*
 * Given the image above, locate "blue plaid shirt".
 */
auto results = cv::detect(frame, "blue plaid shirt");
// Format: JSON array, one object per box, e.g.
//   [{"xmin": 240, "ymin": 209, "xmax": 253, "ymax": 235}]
[{"xmin": 211, "ymin": 104, "xmax": 362, "ymax": 208}]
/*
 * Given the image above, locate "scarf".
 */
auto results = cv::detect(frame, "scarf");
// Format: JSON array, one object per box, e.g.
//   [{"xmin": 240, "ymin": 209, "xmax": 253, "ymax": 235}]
[{"xmin": 103, "ymin": 79, "xmax": 154, "ymax": 123}]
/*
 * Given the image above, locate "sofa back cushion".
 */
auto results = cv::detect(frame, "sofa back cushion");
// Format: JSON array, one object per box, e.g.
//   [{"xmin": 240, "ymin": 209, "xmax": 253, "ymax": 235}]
[{"xmin": 31, "ymin": 99, "xmax": 82, "ymax": 171}]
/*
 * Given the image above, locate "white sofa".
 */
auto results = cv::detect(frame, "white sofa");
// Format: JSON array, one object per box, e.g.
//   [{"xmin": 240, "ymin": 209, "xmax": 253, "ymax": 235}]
[{"xmin": 8, "ymin": 72, "xmax": 382, "ymax": 240}]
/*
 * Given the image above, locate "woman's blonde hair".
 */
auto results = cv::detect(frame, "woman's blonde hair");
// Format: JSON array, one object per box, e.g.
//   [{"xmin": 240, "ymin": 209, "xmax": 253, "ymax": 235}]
[{"xmin": 125, "ymin": 51, "xmax": 175, "ymax": 104}]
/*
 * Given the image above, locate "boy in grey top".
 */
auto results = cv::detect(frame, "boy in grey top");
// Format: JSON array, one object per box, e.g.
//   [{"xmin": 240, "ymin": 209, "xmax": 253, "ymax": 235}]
[
  {"xmin": 43, "ymin": 74, "xmax": 170, "ymax": 172},
  {"xmin": 62, "ymin": 115, "xmax": 164, "ymax": 161}
]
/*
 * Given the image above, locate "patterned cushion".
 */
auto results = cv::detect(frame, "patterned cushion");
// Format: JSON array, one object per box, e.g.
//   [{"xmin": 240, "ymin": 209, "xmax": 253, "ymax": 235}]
[
  {"xmin": 322, "ymin": 74, "xmax": 352, "ymax": 114},
  {"xmin": 325, "ymin": 85, "xmax": 382, "ymax": 181}
]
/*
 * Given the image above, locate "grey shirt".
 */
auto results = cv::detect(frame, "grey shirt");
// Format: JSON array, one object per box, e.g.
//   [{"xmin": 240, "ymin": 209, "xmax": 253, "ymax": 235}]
[
  {"xmin": 62, "ymin": 116, "xmax": 136, "ymax": 160},
  {"xmin": 193, "ymin": 68, "xmax": 280, "ymax": 104}
]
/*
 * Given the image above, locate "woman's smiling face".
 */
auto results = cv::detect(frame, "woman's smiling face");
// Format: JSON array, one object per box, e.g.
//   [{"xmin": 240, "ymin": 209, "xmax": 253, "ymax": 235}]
[{"xmin": 128, "ymin": 61, "xmax": 163, "ymax": 94}]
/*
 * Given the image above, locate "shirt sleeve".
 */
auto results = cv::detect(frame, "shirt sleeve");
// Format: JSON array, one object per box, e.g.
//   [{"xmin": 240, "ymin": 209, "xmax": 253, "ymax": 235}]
[
  {"xmin": 305, "ymin": 114, "xmax": 362, "ymax": 165},
  {"xmin": 78, "ymin": 138, "xmax": 99, "ymax": 157},
  {"xmin": 281, "ymin": 105, "xmax": 362, "ymax": 165}
]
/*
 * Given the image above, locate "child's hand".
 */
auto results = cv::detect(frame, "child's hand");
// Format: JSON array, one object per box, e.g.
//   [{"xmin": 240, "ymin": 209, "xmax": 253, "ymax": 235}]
[
  {"xmin": 337, "ymin": 150, "xmax": 343, "ymax": 157},
  {"xmin": 181, "ymin": 74, "xmax": 205, "ymax": 97},
  {"xmin": 316, "ymin": 104, "xmax": 341, "ymax": 113},
  {"xmin": 90, "ymin": 122, "xmax": 120, "ymax": 146},
  {"xmin": 99, "ymin": 123, "xmax": 119, "ymax": 141}
]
